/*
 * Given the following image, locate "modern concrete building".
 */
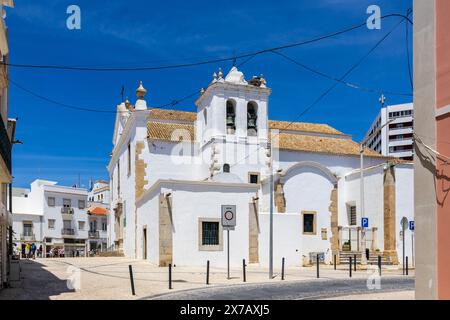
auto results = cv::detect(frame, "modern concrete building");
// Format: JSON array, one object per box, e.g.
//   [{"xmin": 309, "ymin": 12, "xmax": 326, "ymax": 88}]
[
  {"xmin": 12, "ymin": 180, "xmax": 89, "ymax": 257},
  {"xmin": 364, "ymin": 103, "xmax": 414, "ymax": 161},
  {"xmin": 414, "ymin": 0, "xmax": 450, "ymax": 300},
  {"xmin": 107, "ymin": 68, "xmax": 414, "ymax": 269},
  {"xmin": 0, "ymin": 0, "xmax": 15, "ymax": 290}
]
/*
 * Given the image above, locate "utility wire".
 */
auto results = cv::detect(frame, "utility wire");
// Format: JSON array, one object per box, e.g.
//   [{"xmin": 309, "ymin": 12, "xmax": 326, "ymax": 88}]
[
  {"xmin": 7, "ymin": 45, "xmax": 269, "ymax": 114},
  {"xmin": 271, "ymin": 50, "xmax": 412, "ymax": 97},
  {"xmin": 0, "ymin": 13, "xmax": 413, "ymax": 72},
  {"xmin": 9, "ymin": 78, "xmax": 199, "ymax": 114},
  {"xmin": 405, "ymin": 8, "xmax": 414, "ymax": 91},
  {"xmin": 231, "ymin": 14, "xmax": 409, "ymax": 169}
]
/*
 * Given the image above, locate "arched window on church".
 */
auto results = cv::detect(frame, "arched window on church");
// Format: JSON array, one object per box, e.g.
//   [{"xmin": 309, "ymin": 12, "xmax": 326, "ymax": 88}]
[
  {"xmin": 247, "ymin": 101, "xmax": 258, "ymax": 136},
  {"xmin": 226, "ymin": 100, "xmax": 236, "ymax": 134},
  {"xmin": 223, "ymin": 164, "xmax": 230, "ymax": 173}
]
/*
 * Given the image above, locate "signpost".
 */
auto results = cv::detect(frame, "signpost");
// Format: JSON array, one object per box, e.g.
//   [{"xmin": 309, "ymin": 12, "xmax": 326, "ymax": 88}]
[
  {"xmin": 362, "ymin": 217, "xmax": 369, "ymax": 229},
  {"xmin": 401, "ymin": 217, "xmax": 409, "ymax": 275},
  {"xmin": 222, "ymin": 205, "xmax": 237, "ymax": 280},
  {"xmin": 409, "ymin": 220, "xmax": 415, "ymax": 267}
]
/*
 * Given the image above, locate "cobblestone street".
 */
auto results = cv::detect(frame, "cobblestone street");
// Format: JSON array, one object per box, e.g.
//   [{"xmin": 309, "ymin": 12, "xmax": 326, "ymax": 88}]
[{"xmin": 0, "ymin": 257, "xmax": 414, "ymax": 300}]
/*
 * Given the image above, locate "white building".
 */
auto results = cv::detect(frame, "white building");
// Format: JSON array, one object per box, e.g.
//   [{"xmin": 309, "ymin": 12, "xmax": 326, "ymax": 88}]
[
  {"xmin": 364, "ymin": 103, "xmax": 414, "ymax": 161},
  {"xmin": 12, "ymin": 180, "xmax": 89, "ymax": 257},
  {"xmin": 87, "ymin": 180, "xmax": 110, "ymax": 252},
  {"xmin": 108, "ymin": 67, "xmax": 414, "ymax": 268},
  {"xmin": 88, "ymin": 180, "xmax": 110, "ymax": 204},
  {"xmin": 0, "ymin": 0, "xmax": 15, "ymax": 290}
]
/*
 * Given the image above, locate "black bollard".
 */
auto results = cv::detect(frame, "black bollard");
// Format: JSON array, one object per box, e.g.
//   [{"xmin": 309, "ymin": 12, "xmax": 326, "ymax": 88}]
[
  {"xmin": 334, "ymin": 254, "xmax": 337, "ymax": 270},
  {"xmin": 128, "ymin": 265, "xmax": 136, "ymax": 296},
  {"xmin": 281, "ymin": 257, "xmax": 285, "ymax": 281},
  {"xmin": 169, "ymin": 264, "xmax": 172, "ymax": 290},
  {"xmin": 349, "ymin": 257, "xmax": 352, "ymax": 278},
  {"xmin": 354, "ymin": 254, "xmax": 357, "ymax": 272},
  {"xmin": 378, "ymin": 255, "xmax": 382, "ymax": 277},
  {"xmin": 206, "ymin": 260, "xmax": 210, "ymax": 285},
  {"xmin": 406, "ymin": 257, "xmax": 409, "ymax": 276},
  {"xmin": 243, "ymin": 259, "xmax": 247, "ymax": 282},
  {"xmin": 316, "ymin": 254, "xmax": 320, "ymax": 278}
]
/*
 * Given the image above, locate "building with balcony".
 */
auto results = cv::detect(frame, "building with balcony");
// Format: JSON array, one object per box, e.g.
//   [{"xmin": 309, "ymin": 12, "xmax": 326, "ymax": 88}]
[
  {"xmin": 86, "ymin": 205, "xmax": 108, "ymax": 253},
  {"xmin": 0, "ymin": 0, "xmax": 15, "ymax": 290},
  {"xmin": 12, "ymin": 180, "xmax": 89, "ymax": 257},
  {"xmin": 364, "ymin": 103, "xmax": 414, "ymax": 161}
]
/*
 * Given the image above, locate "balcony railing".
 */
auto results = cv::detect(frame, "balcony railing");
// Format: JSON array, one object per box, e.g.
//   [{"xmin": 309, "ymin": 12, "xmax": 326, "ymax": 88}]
[
  {"xmin": 89, "ymin": 231, "xmax": 100, "ymax": 239},
  {"xmin": 0, "ymin": 113, "xmax": 12, "ymax": 172},
  {"xmin": 61, "ymin": 207, "xmax": 75, "ymax": 214},
  {"xmin": 21, "ymin": 234, "xmax": 36, "ymax": 241},
  {"xmin": 61, "ymin": 228, "xmax": 75, "ymax": 236}
]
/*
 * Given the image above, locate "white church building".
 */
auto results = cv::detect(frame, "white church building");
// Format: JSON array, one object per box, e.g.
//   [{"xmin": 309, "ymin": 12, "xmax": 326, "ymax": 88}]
[{"xmin": 107, "ymin": 67, "xmax": 414, "ymax": 268}]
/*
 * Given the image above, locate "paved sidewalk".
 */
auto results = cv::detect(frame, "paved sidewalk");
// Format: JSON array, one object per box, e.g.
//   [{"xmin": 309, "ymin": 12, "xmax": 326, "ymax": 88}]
[{"xmin": 0, "ymin": 257, "xmax": 414, "ymax": 300}]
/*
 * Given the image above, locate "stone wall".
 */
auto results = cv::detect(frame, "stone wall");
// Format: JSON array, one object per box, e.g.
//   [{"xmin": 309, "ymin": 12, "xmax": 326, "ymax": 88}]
[{"xmin": 159, "ymin": 194, "xmax": 173, "ymax": 266}]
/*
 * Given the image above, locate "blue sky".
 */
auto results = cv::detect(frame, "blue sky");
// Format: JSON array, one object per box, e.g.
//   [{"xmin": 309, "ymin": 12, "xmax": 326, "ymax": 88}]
[{"xmin": 6, "ymin": 0, "xmax": 412, "ymax": 188}]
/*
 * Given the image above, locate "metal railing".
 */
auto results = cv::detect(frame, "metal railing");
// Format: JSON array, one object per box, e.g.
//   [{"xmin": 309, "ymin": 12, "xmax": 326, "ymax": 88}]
[
  {"xmin": 20, "ymin": 234, "xmax": 36, "ymax": 241},
  {"xmin": 61, "ymin": 207, "xmax": 74, "ymax": 214},
  {"xmin": 89, "ymin": 231, "xmax": 100, "ymax": 239},
  {"xmin": 61, "ymin": 228, "xmax": 75, "ymax": 236}
]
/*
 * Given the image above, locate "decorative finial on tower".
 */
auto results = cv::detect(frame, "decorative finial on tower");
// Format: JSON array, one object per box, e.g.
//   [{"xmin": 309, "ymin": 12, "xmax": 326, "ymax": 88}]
[
  {"xmin": 218, "ymin": 68, "xmax": 223, "ymax": 79},
  {"xmin": 125, "ymin": 97, "xmax": 130, "ymax": 107},
  {"xmin": 135, "ymin": 81, "xmax": 148, "ymax": 111},
  {"xmin": 200, "ymin": 87, "xmax": 205, "ymax": 95},
  {"xmin": 136, "ymin": 81, "xmax": 147, "ymax": 99},
  {"xmin": 212, "ymin": 72, "xmax": 217, "ymax": 83}
]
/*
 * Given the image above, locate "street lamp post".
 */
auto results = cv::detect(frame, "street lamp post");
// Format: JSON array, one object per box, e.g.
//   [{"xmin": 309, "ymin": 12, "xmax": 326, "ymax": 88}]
[{"xmin": 359, "ymin": 95, "xmax": 395, "ymax": 265}]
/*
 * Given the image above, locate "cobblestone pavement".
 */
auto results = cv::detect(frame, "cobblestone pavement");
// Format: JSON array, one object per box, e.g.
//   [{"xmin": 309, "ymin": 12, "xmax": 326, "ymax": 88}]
[{"xmin": 0, "ymin": 257, "xmax": 415, "ymax": 300}]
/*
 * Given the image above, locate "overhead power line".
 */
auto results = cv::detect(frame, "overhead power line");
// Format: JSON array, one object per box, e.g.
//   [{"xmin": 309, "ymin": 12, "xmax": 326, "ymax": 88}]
[
  {"xmin": 231, "ymin": 13, "xmax": 409, "ymax": 169},
  {"xmin": 0, "ymin": 13, "xmax": 413, "ymax": 72},
  {"xmin": 271, "ymin": 50, "xmax": 412, "ymax": 97}
]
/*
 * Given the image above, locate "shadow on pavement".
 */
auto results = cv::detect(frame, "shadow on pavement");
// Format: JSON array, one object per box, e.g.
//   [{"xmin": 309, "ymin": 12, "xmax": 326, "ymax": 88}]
[{"xmin": 0, "ymin": 259, "xmax": 75, "ymax": 300}]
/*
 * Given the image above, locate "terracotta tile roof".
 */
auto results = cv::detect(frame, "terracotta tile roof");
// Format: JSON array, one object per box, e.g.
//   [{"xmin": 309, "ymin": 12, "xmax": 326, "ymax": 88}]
[
  {"xmin": 149, "ymin": 108, "xmax": 197, "ymax": 122},
  {"xmin": 87, "ymin": 206, "xmax": 109, "ymax": 216},
  {"xmin": 147, "ymin": 121, "xmax": 195, "ymax": 142},
  {"xmin": 269, "ymin": 120, "xmax": 346, "ymax": 136},
  {"xmin": 147, "ymin": 109, "xmax": 348, "ymax": 137},
  {"xmin": 274, "ymin": 132, "xmax": 385, "ymax": 158}
]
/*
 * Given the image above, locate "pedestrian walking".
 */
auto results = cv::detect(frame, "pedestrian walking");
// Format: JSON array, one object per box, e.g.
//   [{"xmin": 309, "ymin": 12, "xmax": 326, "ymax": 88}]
[
  {"xmin": 31, "ymin": 243, "xmax": 37, "ymax": 259},
  {"xmin": 25, "ymin": 243, "xmax": 30, "ymax": 259}
]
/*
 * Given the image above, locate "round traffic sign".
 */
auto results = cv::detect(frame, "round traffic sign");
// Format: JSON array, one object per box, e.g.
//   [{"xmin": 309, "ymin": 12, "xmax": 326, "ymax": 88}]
[{"xmin": 224, "ymin": 211, "xmax": 234, "ymax": 221}]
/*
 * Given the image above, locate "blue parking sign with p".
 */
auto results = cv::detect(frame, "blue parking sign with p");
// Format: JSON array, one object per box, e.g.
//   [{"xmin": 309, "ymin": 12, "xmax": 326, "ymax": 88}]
[
  {"xmin": 409, "ymin": 221, "xmax": 415, "ymax": 231},
  {"xmin": 362, "ymin": 217, "xmax": 369, "ymax": 228}
]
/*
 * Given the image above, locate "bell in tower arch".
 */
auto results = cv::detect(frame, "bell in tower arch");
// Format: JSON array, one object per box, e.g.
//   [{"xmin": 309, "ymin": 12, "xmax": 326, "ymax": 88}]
[
  {"xmin": 247, "ymin": 102, "xmax": 258, "ymax": 136},
  {"xmin": 226, "ymin": 100, "xmax": 236, "ymax": 134}
]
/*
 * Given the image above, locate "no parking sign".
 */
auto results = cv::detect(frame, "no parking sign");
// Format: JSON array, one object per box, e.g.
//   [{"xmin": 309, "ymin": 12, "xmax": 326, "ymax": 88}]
[{"xmin": 221, "ymin": 205, "xmax": 236, "ymax": 229}]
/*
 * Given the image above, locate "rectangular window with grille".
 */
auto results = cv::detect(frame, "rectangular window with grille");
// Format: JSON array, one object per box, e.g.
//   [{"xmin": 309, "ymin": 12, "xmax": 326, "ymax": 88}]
[
  {"xmin": 202, "ymin": 222, "xmax": 219, "ymax": 246},
  {"xmin": 302, "ymin": 212, "xmax": 316, "ymax": 235}
]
